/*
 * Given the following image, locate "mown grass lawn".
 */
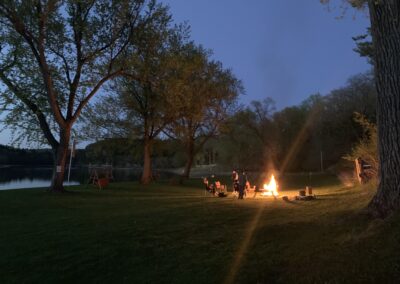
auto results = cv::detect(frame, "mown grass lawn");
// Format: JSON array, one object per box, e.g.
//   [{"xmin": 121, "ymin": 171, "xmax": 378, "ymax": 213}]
[{"xmin": 0, "ymin": 176, "xmax": 399, "ymax": 283}]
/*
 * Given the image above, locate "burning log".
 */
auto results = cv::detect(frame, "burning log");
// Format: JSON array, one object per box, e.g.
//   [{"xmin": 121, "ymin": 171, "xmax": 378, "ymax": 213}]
[{"xmin": 261, "ymin": 174, "xmax": 279, "ymax": 197}]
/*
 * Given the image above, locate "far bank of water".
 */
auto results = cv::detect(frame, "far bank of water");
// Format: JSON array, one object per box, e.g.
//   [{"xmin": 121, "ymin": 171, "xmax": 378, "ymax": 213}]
[{"xmin": 0, "ymin": 166, "xmax": 145, "ymax": 190}]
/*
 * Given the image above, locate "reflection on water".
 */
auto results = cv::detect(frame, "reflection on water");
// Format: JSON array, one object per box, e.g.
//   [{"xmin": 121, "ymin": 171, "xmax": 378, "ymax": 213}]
[
  {"xmin": 0, "ymin": 166, "xmax": 176, "ymax": 190},
  {"xmin": 0, "ymin": 166, "xmax": 80, "ymax": 190},
  {"xmin": 0, "ymin": 179, "xmax": 79, "ymax": 190}
]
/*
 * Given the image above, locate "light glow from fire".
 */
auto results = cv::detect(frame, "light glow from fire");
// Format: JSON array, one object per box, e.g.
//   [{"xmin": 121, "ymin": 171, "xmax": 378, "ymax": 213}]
[{"xmin": 262, "ymin": 174, "xmax": 279, "ymax": 196}]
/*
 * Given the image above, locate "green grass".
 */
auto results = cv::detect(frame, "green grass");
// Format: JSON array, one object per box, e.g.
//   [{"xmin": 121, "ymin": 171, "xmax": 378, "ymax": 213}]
[{"xmin": 0, "ymin": 176, "xmax": 399, "ymax": 283}]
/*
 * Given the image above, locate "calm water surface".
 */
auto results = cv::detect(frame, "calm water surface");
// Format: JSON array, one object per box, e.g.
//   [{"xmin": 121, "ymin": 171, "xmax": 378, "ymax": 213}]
[{"xmin": 0, "ymin": 166, "xmax": 147, "ymax": 190}]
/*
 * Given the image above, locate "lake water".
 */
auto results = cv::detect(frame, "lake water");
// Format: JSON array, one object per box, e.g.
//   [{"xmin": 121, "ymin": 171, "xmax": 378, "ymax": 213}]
[
  {"xmin": 0, "ymin": 178, "xmax": 80, "ymax": 190},
  {"xmin": 0, "ymin": 166, "xmax": 139, "ymax": 190},
  {"xmin": 0, "ymin": 166, "xmax": 148, "ymax": 190},
  {"xmin": 0, "ymin": 166, "xmax": 81, "ymax": 190}
]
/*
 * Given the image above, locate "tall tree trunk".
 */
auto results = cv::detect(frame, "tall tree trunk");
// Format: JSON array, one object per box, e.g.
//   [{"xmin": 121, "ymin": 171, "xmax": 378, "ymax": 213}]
[
  {"xmin": 49, "ymin": 126, "xmax": 71, "ymax": 192},
  {"xmin": 141, "ymin": 135, "xmax": 153, "ymax": 184},
  {"xmin": 368, "ymin": 0, "xmax": 400, "ymax": 218},
  {"xmin": 182, "ymin": 139, "xmax": 195, "ymax": 178}
]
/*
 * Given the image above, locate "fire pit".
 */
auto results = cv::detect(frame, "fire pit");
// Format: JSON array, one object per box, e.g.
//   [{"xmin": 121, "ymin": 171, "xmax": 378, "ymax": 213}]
[{"xmin": 261, "ymin": 174, "xmax": 279, "ymax": 197}]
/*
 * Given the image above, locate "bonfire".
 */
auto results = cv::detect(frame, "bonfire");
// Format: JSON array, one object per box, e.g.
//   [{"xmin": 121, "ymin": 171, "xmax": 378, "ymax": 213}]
[{"xmin": 262, "ymin": 174, "xmax": 279, "ymax": 197}]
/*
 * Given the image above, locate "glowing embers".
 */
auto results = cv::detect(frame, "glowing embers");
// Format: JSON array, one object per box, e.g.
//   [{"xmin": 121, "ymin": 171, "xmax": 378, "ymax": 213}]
[{"xmin": 262, "ymin": 174, "xmax": 279, "ymax": 197}]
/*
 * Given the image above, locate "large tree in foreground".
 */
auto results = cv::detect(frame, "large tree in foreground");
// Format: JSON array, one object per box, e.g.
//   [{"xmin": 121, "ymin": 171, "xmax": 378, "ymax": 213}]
[
  {"xmin": 0, "ymin": 0, "xmax": 161, "ymax": 191},
  {"xmin": 322, "ymin": 0, "xmax": 400, "ymax": 217},
  {"xmin": 366, "ymin": 0, "xmax": 400, "ymax": 217}
]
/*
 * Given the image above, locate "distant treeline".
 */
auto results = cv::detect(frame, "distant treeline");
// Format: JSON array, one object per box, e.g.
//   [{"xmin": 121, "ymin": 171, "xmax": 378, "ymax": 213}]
[
  {"xmin": 0, "ymin": 71, "xmax": 376, "ymax": 172},
  {"xmin": 0, "ymin": 145, "xmax": 54, "ymax": 165},
  {"xmin": 0, "ymin": 140, "xmax": 185, "ymax": 168},
  {"xmin": 83, "ymin": 138, "xmax": 187, "ymax": 168},
  {"xmin": 201, "ymin": 72, "xmax": 377, "ymax": 173},
  {"xmin": 0, "ymin": 145, "xmax": 85, "ymax": 166}
]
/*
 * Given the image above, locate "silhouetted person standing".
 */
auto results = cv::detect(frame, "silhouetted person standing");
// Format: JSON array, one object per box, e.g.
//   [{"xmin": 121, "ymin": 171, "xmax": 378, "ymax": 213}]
[
  {"xmin": 238, "ymin": 170, "xmax": 247, "ymax": 199},
  {"xmin": 232, "ymin": 170, "xmax": 239, "ymax": 193}
]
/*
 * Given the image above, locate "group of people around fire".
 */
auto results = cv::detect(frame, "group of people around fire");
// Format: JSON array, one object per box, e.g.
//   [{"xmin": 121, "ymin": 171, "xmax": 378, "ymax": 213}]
[
  {"xmin": 203, "ymin": 169, "xmax": 252, "ymax": 199},
  {"xmin": 232, "ymin": 169, "xmax": 249, "ymax": 199}
]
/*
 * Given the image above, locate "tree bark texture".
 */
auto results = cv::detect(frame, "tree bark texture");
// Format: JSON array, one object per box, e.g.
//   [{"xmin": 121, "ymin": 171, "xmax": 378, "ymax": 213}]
[
  {"xmin": 182, "ymin": 139, "xmax": 195, "ymax": 179},
  {"xmin": 141, "ymin": 136, "xmax": 153, "ymax": 185},
  {"xmin": 49, "ymin": 126, "xmax": 71, "ymax": 192},
  {"xmin": 368, "ymin": 0, "xmax": 400, "ymax": 217}
]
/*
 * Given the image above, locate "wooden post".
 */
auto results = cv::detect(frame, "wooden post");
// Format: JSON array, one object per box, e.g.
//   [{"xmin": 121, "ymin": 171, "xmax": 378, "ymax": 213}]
[{"xmin": 355, "ymin": 158, "xmax": 362, "ymax": 184}]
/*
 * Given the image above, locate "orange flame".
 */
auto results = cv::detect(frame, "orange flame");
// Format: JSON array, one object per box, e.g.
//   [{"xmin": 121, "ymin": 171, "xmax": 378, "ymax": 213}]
[{"xmin": 262, "ymin": 174, "xmax": 279, "ymax": 196}]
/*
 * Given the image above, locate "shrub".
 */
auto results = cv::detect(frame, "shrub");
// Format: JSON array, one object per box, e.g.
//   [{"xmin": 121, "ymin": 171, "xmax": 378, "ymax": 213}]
[{"xmin": 344, "ymin": 112, "xmax": 378, "ymax": 178}]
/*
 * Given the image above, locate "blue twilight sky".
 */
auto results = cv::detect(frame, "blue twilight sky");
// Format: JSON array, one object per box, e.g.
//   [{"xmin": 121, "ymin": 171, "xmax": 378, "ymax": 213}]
[
  {"xmin": 162, "ymin": 0, "xmax": 371, "ymax": 108},
  {"xmin": 0, "ymin": 0, "xmax": 371, "ymax": 146}
]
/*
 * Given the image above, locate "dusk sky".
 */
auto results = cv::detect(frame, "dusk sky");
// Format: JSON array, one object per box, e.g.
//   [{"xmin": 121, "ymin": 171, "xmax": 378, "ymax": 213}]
[
  {"xmin": 0, "ymin": 0, "xmax": 371, "ymax": 146},
  {"xmin": 162, "ymin": 0, "xmax": 371, "ymax": 108}
]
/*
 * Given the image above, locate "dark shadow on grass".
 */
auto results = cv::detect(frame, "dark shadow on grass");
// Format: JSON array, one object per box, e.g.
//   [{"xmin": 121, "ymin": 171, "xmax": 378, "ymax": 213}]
[{"xmin": 282, "ymin": 198, "xmax": 303, "ymax": 205}]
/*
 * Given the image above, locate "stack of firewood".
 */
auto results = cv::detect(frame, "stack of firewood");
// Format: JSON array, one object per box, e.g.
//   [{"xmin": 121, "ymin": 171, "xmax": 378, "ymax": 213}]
[{"xmin": 295, "ymin": 186, "xmax": 316, "ymax": 201}]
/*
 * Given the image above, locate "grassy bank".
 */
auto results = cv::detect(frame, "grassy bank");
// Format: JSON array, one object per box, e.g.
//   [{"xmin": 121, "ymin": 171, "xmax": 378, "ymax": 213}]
[{"xmin": 0, "ymin": 177, "xmax": 399, "ymax": 283}]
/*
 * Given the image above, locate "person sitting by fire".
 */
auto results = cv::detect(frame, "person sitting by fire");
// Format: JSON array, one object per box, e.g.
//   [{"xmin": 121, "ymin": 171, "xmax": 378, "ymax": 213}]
[
  {"xmin": 203, "ymin": 175, "xmax": 218, "ymax": 195},
  {"xmin": 203, "ymin": 177, "xmax": 209, "ymax": 190},
  {"xmin": 244, "ymin": 180, "xmax": 251, "ymax": 197},
  {"xmin": 203, "ymin": 177, "xmax": 213, "ymax": 194}
]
